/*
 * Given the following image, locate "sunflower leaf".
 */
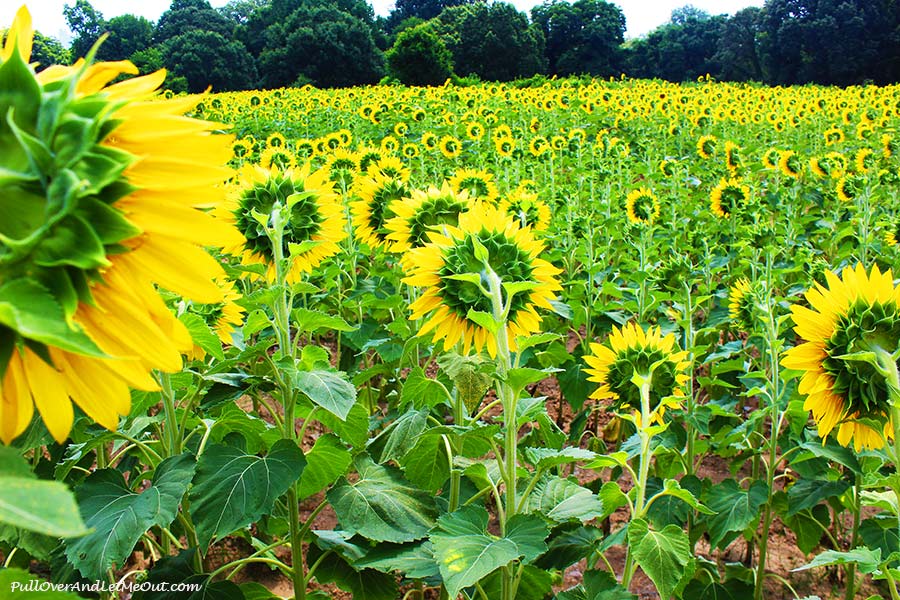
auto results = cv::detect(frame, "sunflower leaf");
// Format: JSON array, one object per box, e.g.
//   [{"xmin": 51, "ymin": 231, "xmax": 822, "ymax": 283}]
[
  {"xmin": 466, "ymin": 308, "xmax": 499, "ymax": 333},
  {"xmin": 294, "ymin": 369, "xmax": 357, "ymax": 420}
]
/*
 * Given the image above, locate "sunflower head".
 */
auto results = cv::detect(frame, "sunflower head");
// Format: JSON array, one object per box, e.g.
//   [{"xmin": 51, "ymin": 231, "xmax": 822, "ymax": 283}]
[
  {"xmin": 710, "ymin": 178, "xmax": 749, "ymax": 218},
  {"xmin": 836, "ymin": 173, "xmax": 866, "ymax": 202},
  {"xmin": 367, "ymin": 156, "xmax": 410, "ymax": 182},
  {"xmin": 783, "ymin": 264, "xmax": 900, "ymax": 451},
  {"xmin": 450, "ymin": 169, "xmax": 499, "ymax": 204},
  {"xmin": 778, "ymin": 150, "xmax": 803, "ymax": 178},
  {"xmin": 854, "ymin": 148, "xmax": 876, "ymax": 174},
  {"xmin": 625, "ymin": 188, "xmax": 660, "ymax": 226},
  {"xmin": 403, "ymin": 204, "xmax": 561, "ymax": 357},
  {"xmin": 324, "ymin": 148, "xmax": 360, "ymax": 188},
  {"xmin": 824, "ymin": 127, "xmax": 845, "ymax": 146},
  {"xmin": 584, "ymin": 322, "xmax": 690, "ymax": 420},
  {"xmin": 696, "ymin": 134, "xmax": 717, "ymax": 159},
  {"xmin": 439, "ymin": 135, "xmax": 462, "ymax": 159},
  {"xmin": 728, "ymin": 278, "xmax": 762, "ymax": 331},
  {"xmin": 724, "ymin": 140, "xmax": 742, "ymax": 173},
  {"xmin": 499, "ymin": 189, "xmax": 551, "ymax": 232},
  {"xmin": 350, "ymin": 172, "xmax": 407, "ymax": 249},
  {"xmin": 385, "ymin": 182, "xmax": 473, "ymax": 255},
  {"xmin": 222, "ymin": 164, "xmax": 346, "ymax": 283},
  {"xmin": 762, "ymin": 148, "xmax": 781, "ymax": 170},
  {"xmin": 0, "ymin": 6, "xmax": 240, "ymax": 442},
  {"xmin": 260, "ymin": 145, "xmax": 296, "ymax": 170}
]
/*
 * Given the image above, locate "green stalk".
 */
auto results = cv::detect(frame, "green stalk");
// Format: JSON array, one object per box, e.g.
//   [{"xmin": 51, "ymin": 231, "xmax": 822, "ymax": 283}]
[
  {"xmin": 621, "ymin": 378, "xmax": 653, "ymax": 590},
  {"xmin": 158, "ymin": 372, "xmax": 181, "ymax": 456},
  {"xmin": 843, "ymin": 472, "xmax": 862, "ymax": 600}
]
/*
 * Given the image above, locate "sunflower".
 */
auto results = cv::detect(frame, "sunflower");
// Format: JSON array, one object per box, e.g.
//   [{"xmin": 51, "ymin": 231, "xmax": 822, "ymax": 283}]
[
  {"xmin": 492, "ymin": 125, "xmax": 512, "ymax": 142},
  {"xmin": 266, "ymin": 131, "xmax": 287, "ymax": 148},
  {"xmin": 854, "ymin": 148, "xmax": 875, "ymax": 174},
  {"xmin": 882, "ymin": 134, "xmax": 897, "ymax": 159},
  {"xmin": 324, "ymin": 148, "xmax": 360, "ymax": 188},
  {"xmin": 403, "ymin": 204, "xmax": 561, "ymax": 357},
  {"xmin": 494, "ymin": 136, "xmax": 515, "ymax": 158},
  {"xmin": 385, "ymin": 183, "xmax": 473, "ymax": 256},
  {"xmin": 836, "ymin": 174, "xmax": 865, "ymax": 202},
  {"xmin": 187, "ymin": 281, "xmax": 246, "ymax": 358},
  {"xmin": 221, "ymin": 164, "xmax": 346, "ymax": 283},
  {"xmin": 232, "ymin": 138, "xmax": 254, "ymax": 162},
  {"xmin": 728, "ymin": 278, "xmax": 760, "ymax": 331},
  {"xmin": 357, "ymin": 145, "xmax": 382, "ymax": 172},
  {"xmin": 659, "ymin": 159, "xmax": 677, "ymax": 178},
  {"xmin": 762, "ymin": 148, "xmax": 781, "ymax": 170},
  {"xmin": 782, "ymin": 264, "xmax": 900, "ymax": 451},
  {"xmin": 393, "ymin": 122, "xmax": 408, "ymax": 137},
  {"xmin": 584, "ymin": 323, "xmax": 690, "ymax": 422},
  {"xmin": 885, "ymin": 219, "xmax": 900, "ymax": 247},
  {"xmin": 696, "ymin": 134, "xmax": 717, "ymax": 159},
  {"xmin": 449, "ymin": 169, "xmax": 499, "ymax": 204},
  {"xmin": 0, "ymin": 7, "xmax": 242, "ymax": 443},
  {"xmin": 350, "ymin": 172, "xmax": 407, "ymax": 249},
  {"xmin": 710, "ymin": 177, "xmax": 749, "ymax": 218},
  {"xmin": 824, "ymin": 127, "xmax": 845, "ymax": 146},
  {"xmin": 260, "ymin": 145, "xmax": 296, "ymax": 170},
  {"xmin": 402, "ymin": 143, "xmax": 419, "ymax": 159},
  {"xmin": 422, "ymin": 132, "xmax": 439, "ymax": 152},
  {"xmin": 724, "ymin": 141, "xmax": 742, "ymax": 173},
  {"xmin": 625, "ymin": 188, "xmax": 660, "ymax": 226},
  {"xmin": 439, "ymin": 135, "xmax": 462, "ymax": 159},
  {"xmin": 466, "ymin": 122, "xmax": 485, "ymax": 140},
  {"xmin": 499, "ymin": 190, "xmax": 551, "ymax": 232},
  {"xmin": 778, "ymin": 150, "xmax": 803, "ymax": 178},
  {"xmin": 367, "ymin": 156, "xmax": 410, "ymax": 182},
  {"xmin": 294, "ymin": 138, "xmax": 316, "ymax": 160},
  {"xmin": 529, "ymin": 136, "xmax": 549, "ymax": 157},
  {"xmin": 381, "ymin": 135, "xmax": 400, "ymax": 155}
]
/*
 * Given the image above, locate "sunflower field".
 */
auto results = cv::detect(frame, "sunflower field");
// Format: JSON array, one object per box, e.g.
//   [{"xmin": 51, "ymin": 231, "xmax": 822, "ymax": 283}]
[{"xmin": 7, "ymin": 5, "xmax": 900, "ymax": 600}]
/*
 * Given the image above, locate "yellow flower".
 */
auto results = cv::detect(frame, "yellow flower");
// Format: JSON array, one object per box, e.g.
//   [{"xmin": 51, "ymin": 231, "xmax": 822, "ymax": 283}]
[
  {"xmin": 221, "ymin": 164, "xmax": 346, "ymax": 283},
  {"xmin": 710, "ymin": 177, "xmax": 749, "ymax": 218},
  {"xmin": 584, "ymin": 322, "xmax": 690, "ymax": 422},
  {"xmin": 260, "ymin": 145, "xmax": 296, "ymax": 170},
  {"xmin": 696, "ymin": 134, "xmax": 717, "ymax": 159},
  {"xmin": 350, "ymin": 172, "xmax": 407, "ymax": 249},
  {"xmin": 403, "ymin": 204, "xmax": 561, "ymax": 357},
  {"xmin": 0, "ymin": 6, "xmax": 242, "ymax": 443},
  {"xmin": 728, "ymin": 278, "xmax": 758, "ymax": 330},
  {"xmin": 782, "ymin": 264, "xmax": 899, "ymax": 451},
  {"xmin": 499, "ymin": 190, "xmax": 551, "ymax": 232},
  {"xmin": 385, "ymin": 182, "xmax": 472, "ymax": 256},
  {"xmin": 439, "ymin": 135, "xmax": 462, "ymax": 159},
  {"xmin": 625, "ymin": 188, "xmax": 660, "ymax": 225},
  {"xmin": 449, "ymin": 169, "xmax": 499, "ymax": 204},
  {"xmin": 778, "ymin": 150, "xmax": 803, "ymax": 178}
]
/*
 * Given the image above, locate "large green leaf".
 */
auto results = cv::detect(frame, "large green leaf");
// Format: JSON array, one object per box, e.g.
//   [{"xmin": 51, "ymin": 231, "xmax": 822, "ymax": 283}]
[
  {"xmin": 794, "ymin": 547, "xmax": 882, "ymax": 574},
  {"xmin": 786, "ymin": 478, "xmax": 850, "ymax": 516},
  {"xmin": 189, "ymin": 440, "xmax": 305, "ymax": 547},
  {"xmin": 0, "ymin": 447, "xmax": 87, "ymax": 539},
  {"xmin": 627, "ymin": 518, "xmax": 694, "ymax": 600},
  {"xmin": 295, "ymin": 369, "xmax": 357, "ymax": 420},
  {"xmin": 430, "ymin": 506, "xmax": 521, "ymax": 599},
  {"xmin": 131, "ymin": 549, "xmax": 244, "ymax": 600},
  {"xmin": 537, "ymin": 525, "xmax": 604, "ymax": 570},
  {"xmin": 180, "ymin": 313, "xmax": 225, "ymax": 360},
  {"xmin": 704, "ymin": 479, "xmax": 768, "ymax": 549},
  {"xmin": 400, "ymin": 366, "xmax": 449, "ymax": 409},
  {"xmin": 523, "ymin": 475, "xmax": 604, "ymax": 523},
  {"xmin": 66, "ymin": 453, "xmax": 196, "ymax": 580},
  {"xmin": 309, "ymin": 545, "xmax": 399, "ymax": 600},
  {"xmin": 368, "ymin": 409, "xmax": 428, "ymax": 463},
  {"xmin": 299, "ymin": 433, "xmax": 351, "ymax": 500},
  {"xmin": 681, "ymin": 578, "xmax": 754, "ymax": 600},
  {"xmin": 505, "ymin": 513, "xmax": 550, "ymax": 563},
  {"xmin": 328, "ymin": 455, "xmax": 438, "ymax": 543},
  {"xmin": 399, "ymin": 432, "xmax": 450, "ymax": 492},
  {"xmin": 354, "ymin": 541, "xmax": 440, "ymax": 579}
]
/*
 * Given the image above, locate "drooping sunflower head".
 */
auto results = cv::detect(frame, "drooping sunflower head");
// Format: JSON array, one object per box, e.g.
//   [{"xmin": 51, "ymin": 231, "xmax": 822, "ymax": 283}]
[
  {"xmin": 836, "ymin": 173, "xmax": 866, "ymax": 202},
  {"xmin": 403, "ymin": 203, "xmax": 561, "ymax": 357},
  {"xmin": 584, "ymin": 322, "xmax": 690, "ymax": 420},
  {"xmin": 696, "ymin": 134, "xmax": 717, "ymax": 159},
  {"xmin": 659, "ymin": 158, "xmax": 677, "ymax": 178},
  {"xmin": 710, "ymin": 177, "xmax": 749, "ymax": 218},
  {"xmin": 762, "ymin": 148, "xmax": 781, "ymax": 170},
  {"xmin": 294, "ymin": 138, "xmax": 316, "ymax": 161},
  {"xmin": 625, "ymin": 187, "xmax": 660, "ymax": 226},
  {"xmin": 854, "ymin": 148, "xmax": 876, "ymax": 174},
  {"xmin": 724, "ymin": 140, "xmax": 742, "ymax": 173},
  {"xmin": 778, "ymin": 150, "xmax": 803, "ymax": 178},
  {"xmin": 728, "ymin": 278, "xmax": 762, "ymax": 331},
  {"xmin": 357, "ymin": 145, "xmax": 382, "ymax": 172},
  {"xmin": 222, "ymin": 163, "xmax": 346, "ymax": 283},
  {"xmin": 0, "ymin": 6, "xmax": 242, "ymax": 442},
  {"xmin": 499, "ymin": 189, "xmax": 551, "ymax": 232},
  {"xmin": 782, "ymin": 264, "xmax": 900, "ymax": 451},
  {"xmin": 350, "ymin": 172, "xmax": 407, "ymax": 249},
  {"xmin": 450, "ymin": 169, "xmax": 499, "ymax": 204},
  {"xmin": 385, "ymin": 182, "xmax": 473, "ymax": 256},
  {"xmin": 824, "ymin": 126, "xmax": 845, "ymax": 146},
  {"xmin": 494, "ymin": 136, "xmax": 515, "ymax": 158},
  {"xmin": 266, "ymin": 131, "xmax": 287, "ymax": 149},
  {"xmin": 884, "ymin": 219, "xmax": 900, "ymax": 247}
]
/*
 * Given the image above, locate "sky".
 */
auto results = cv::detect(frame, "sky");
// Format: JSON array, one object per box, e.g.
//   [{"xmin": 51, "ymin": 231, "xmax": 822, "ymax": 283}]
[{"xmin": 2, "ymin": 0, "xmax": 766, "ymax": 43}]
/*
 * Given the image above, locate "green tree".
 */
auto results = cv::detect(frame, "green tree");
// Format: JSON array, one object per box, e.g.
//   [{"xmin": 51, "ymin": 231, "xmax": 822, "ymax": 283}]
[
  {"xmin": 713, "ymin": 7, "xmax": 764, "ymax": 81},
  {"xmin": 163, "ymin": 29, "xmax": 258, "ymax": 92},
  {"xmin": 31, "ymin": 32, "xmax": 71, "ymax": 69},
  {"xmin": 97, "ymin": 14, "xmax": 153, "ymax": 61},
  {"xmin": 433, "ymin": 2, "xmax": 545, "ymax": 81},
  {"xmin": 155, "ymin": 0, "xmax": 235, "ymax": 44},
  {"xmin": 387, "ymin": 0, "xmax": 478, "ymax": 30},
  {"xmin": 387, "ymin": 24, "xmax": 454, "ymax": 85},
  {"xmin": 63, "ymin": 0, "xmax": 104, "ymax": 59},
  {"xmin": 531, "ymin": 0, "xmax": 625, "ymax": 76},
  {"xmin": 258, "ymin": 3, "xmax": 385, "ymax": 88}
]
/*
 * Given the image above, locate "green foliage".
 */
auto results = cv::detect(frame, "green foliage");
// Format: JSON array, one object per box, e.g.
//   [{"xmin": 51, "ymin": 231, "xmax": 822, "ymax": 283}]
[
  {"xmin": 162, "ymin": 29, "xmax": 258, "ymax": 92},
  {"xmin": 386, "ymin": 25, "xmax": 454, "ymax": 86},
  {"xmin": 531, "ymin": 0, "xmax": 625, "ymax": 76}
]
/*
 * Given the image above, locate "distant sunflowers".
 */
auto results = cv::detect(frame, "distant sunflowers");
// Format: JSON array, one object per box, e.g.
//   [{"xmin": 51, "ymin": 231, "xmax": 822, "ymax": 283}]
[
  {"xmin": 783, "ymin": 264, "xmax": 900, "ymax": 451},
  {"xmin": 0, "ymin": 7, "xmax": 241, "ymax": 443},
  {"xmin": 403, "ymin": 204, "xmax": 561, "ymax": 357}
]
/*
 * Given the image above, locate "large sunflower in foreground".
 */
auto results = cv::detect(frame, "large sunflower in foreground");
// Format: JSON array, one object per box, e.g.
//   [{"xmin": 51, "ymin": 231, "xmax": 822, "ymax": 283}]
[
  {"xmin": 584, "ymin": 323, "xmax": 690, "ymax": 422},
  {"xmin": 220, "ymin": 164, "xmax": 346, "ymax": 283},
  {"xmin": 782, "ymin": 264, "xmax": 900, "ymax": 451},
  {"xmin": 403, "ymin": 204, "xmax": 561, "ymax": 357},
  {"xmin": 0, "ymin": 7, "xmax": 241, "ymax": 443},
  {"xmin": 350, "ymin": 172, "xmax": 408, "ymax": 249}
]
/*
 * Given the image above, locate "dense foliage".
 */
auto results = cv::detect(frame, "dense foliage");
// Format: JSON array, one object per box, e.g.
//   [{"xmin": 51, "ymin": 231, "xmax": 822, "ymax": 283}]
[{"xmin": 34, "ymin": 0, "xmax": 900, "ymax": 92}]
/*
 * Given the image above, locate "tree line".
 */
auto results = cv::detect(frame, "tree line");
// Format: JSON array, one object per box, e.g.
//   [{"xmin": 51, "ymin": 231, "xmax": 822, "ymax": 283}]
[{"xmin": 30, "ymin": 0, "xmax": 900, "ymax": 90}]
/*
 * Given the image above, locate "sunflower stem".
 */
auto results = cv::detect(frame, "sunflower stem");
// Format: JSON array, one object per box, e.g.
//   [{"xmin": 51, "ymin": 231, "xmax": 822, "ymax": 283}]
[
  {"xmin": 158, "ymin": 372, "xmax": 181, "ymax": 456},
  {"xmin": 622, "ymin": 377, "xmax": 654, "ymax": 590}
]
